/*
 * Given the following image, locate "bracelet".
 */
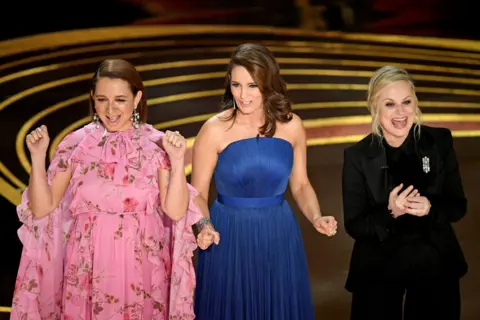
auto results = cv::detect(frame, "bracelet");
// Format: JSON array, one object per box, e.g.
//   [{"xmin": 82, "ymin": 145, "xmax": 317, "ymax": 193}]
[{"xmin": 197, "ymin": 217, "xmax": 213, "ymax": 230}]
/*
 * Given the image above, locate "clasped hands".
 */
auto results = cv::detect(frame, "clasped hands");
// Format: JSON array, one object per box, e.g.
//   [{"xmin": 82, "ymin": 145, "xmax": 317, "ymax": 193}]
[{"xmin": 388, "ymin": 184, "xmax": 431, "ymax": 218}]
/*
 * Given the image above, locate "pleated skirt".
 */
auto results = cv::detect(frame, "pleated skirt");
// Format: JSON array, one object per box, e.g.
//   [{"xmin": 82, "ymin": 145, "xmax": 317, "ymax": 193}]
[{"xmin": 194, "ymin": 197, "xmax": 315, "ymax": 320}]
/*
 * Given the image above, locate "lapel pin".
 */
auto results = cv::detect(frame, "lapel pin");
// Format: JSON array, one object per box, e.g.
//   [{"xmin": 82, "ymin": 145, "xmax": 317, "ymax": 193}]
[{"xmin": 422, "ymin": 156, "xmax": 430, "ymax": 173}]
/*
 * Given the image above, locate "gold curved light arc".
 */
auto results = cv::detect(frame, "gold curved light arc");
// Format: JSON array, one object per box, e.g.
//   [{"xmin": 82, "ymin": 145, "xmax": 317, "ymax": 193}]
[
  {"xmin": 2, "ymin": 25, "xmax": 480, "ymax": 58},
  {"xmin": 149, "ymin": 70, "xmax": 480, "ymax": 86},
  {"xmin": 0, "ymin": 306, "xmax": 12, "ymax": 313},
  {"xmin": 4, "ymin": 60, "xmax": 480, "ymax": 115},
  {"xmin": 3, "ymin": 113, "xmax": 480, "ymax": 207},
  {"xmin": 9, "ymin": 63, "xmax": 480, "ymax": 185},
  {"xmin": 4, "ymin": 24, "xmax": 480, "ymax": 313},
  {"xmin": 19, "ymin": 79, "xmax": 480, "ymax": 174},
  {"xmin": 0, "ymin": 177, "xmax": 22, "ymax": 205},
  {"xmin": 52, "ymin": 114, "xmax": 480, "ymax": 178},
  {"xmin": 17, "ymin": 77, "xmax": 480, "ymax": 174},
  {"xmin": 0, "ymin": 162, "xmax": 26, "ymax": 190},
  {"xmin": 49, "ymin": 99, "xmax": 480, "ymax": 160},
  {"xmin": 0, "ymin": 75, "xmax": 90, "ymax": 113},
  {"xmin": 5, "ymin": 45, "xmax": 480, "ymax": 85},
  {"xmin": 4, "ymin": 38, "xmax": 480, "ymax": 72}
]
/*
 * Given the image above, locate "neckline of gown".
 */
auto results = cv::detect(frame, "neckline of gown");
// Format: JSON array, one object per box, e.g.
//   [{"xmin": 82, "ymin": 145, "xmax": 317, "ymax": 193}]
[{"xmin": 218, "ymin": 136, "xmax": 293, "ymax": 156}]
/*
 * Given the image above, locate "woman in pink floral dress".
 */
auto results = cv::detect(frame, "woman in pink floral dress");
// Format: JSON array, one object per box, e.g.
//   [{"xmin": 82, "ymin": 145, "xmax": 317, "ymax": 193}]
[{"xmin": 10, "ymin": 59, "xmax": 201, "ymax": 320}]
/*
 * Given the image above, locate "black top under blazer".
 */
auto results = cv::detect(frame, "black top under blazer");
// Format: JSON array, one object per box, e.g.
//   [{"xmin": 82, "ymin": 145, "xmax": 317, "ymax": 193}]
[{"xmin": 342, "ymin": 125, "xmax": 468, "ymax": 291}]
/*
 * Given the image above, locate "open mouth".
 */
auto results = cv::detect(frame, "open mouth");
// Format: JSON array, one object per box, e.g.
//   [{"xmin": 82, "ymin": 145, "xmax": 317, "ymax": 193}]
[
  {"xmin": 392, "ymin": 117, "xmax": 408, "ymax": 129},
  {"xmin": 240, "ymin": 100, "xmax": 252, "ymax": 106},
  {"xmin": 105, "ymin": 115, "xmax": 121, "ymax": 125}
]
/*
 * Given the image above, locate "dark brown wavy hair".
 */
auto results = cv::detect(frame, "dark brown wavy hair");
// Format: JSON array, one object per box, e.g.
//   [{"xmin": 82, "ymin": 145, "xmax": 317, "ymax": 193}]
[
  {"xmin": 220, "ymin": 43, "xmax": 292, "ymax": 137},
  {"xmin": 89, "ymin": 59, "xmax": 148, "ymax": 123}
]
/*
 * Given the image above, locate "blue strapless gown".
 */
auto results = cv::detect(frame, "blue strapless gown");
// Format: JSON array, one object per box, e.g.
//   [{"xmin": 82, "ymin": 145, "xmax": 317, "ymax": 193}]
[{"xmin": 194, "ymin": 137, "xmax": 315, "ymax": 320}]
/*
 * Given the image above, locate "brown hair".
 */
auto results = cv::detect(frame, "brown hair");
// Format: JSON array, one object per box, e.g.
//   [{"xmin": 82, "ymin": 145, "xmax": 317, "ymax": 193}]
[
  {"xmin": 221, "ymin": 43, "xmax": 292, "ymax": 137},
  {"xmin": 89, "ymin": 59, "xmax": 148, "ymax": 122}
]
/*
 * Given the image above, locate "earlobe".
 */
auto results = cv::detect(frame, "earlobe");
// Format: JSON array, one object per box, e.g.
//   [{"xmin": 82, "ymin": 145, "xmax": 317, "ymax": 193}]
[
  {"xmin": 135, "ymin": 90, "xmax": 143, "ymax": 106},
  {"xmin": 90, "ymin": 91, "xmax": 97, "ymax": 112}
]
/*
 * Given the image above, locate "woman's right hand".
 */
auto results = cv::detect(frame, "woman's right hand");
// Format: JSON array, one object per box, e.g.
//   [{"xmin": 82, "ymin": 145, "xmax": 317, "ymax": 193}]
[
  {"xmin": 26, "ymin": 125, "xmax": 50, "ymax": 157},
  {"xmin": 197, "ymin": 225, "xmax": 220, "ymax": 250},
  {"xmin": 388, "ymin": 184, "xmax": 418, "ymax": 218}
]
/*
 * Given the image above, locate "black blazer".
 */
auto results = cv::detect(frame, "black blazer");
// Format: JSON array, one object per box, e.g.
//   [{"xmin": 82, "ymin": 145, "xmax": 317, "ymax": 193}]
[{"xmin": 342, "ymin": 125, "xmax": 468, "ymax": 291}]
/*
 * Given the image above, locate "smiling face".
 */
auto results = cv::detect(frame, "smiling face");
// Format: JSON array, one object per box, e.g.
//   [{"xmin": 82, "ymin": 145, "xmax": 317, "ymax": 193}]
[
  {"xmin": 376, "ymin": 80, "xmax": 417, "ymax": 146},
  {"xmin": 91, "ymin": 77, "xmax": 142, "ymax": 132},
  {"xmin": 230, "ymin": 65, "xmax": 264, "ymax": 115}
]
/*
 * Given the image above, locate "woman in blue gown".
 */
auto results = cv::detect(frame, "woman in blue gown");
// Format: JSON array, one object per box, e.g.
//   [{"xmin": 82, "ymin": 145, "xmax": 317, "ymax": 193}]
[{"xmin": 192, "ymin": 43, "xmax": 338, "ymax": 320}]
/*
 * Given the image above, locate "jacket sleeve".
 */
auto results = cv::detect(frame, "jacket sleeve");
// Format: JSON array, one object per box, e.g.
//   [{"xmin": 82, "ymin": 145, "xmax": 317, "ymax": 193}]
[
  {"xmin": 342, "ymin": 147, "xmax": 394, "ymax": 242},
  {"xmin": 428, "ymin": 129, "xmax": 467, "ymax": 224}
]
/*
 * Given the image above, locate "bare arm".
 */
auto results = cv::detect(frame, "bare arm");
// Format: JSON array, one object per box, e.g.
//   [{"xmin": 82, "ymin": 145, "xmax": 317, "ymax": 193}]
[
  {"xmin": 158, "ymin": 158, "xmax": 189, "ymax": 221},
  {"xmin": 287, "ymin": 115, "xmax": 323, "ymax": 224},
  {"xmin": 28, "ymin": 154, "xmax": 71, "ymax": 219},
  {"xmin": 191, "ymin": 120, "xmax": 219, "ymax": 223}
]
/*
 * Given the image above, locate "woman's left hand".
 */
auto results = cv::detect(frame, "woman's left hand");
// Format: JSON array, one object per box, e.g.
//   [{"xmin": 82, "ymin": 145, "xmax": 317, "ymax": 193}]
[
  {"xmin": 313, "ymin": 216, "xmax": 338, "ymax": 237},
  {"xmin": 405, "ymin": 193, "xmax": 431, "ymax": 216},
  {"xmin": 162, "ymin": 130, "xmax": 187, "ymax": 161}
]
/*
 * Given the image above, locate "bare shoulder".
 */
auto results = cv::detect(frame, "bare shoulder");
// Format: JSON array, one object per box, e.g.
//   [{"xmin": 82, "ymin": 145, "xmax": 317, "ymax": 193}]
[
  {"xmin": 277, "ymin": 113, "xmax": 305, "ymax": 146},
  {"xmin": 200, "ymin": 110, "xmax": 231, "ymax": 137},
  {"xmin": 195, "ymin": 109, "xmax": 232, "ymax": 151},
  {"xmin": 285, "ymin": 113, "xmax": 303, "ymax": 130}
]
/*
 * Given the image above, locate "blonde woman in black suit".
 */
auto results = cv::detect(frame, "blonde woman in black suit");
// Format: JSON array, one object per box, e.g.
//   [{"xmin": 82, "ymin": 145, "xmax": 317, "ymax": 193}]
[{"xmin": 342, "ymin": 66, "xmax": 467, "ymax": 320}]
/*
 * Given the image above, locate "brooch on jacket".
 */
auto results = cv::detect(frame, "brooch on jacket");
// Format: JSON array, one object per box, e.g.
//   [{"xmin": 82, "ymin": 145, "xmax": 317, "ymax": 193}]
[{"xmin": 422, "ymin": 156, "xmax": 430, "ymax": 173}]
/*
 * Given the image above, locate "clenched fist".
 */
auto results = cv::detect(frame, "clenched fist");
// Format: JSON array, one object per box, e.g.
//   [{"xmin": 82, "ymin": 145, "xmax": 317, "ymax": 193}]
[
  {"xmin": 197, "ymin": 225, "xmax": 220, "ymax": 250},
  {"xmin": 26, "ymin": 125, "xmax": 50, "ymax": 156},
  {"xmin": 162, "ymin": 130, "xmax": 186, "ymax": 161},
  {"xmin": 313, "ymin": 215, "xmax": 338, "ymax": 237}
]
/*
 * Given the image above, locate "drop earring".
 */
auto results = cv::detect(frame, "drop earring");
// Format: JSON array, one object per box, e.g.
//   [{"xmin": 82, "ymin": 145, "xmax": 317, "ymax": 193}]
[
  {"xmin": 93, "ymin": 113, "xmax": 100, "ymax": 129},
  {"xmin": 233, "ymin": 99, "xmax": 236, "ymax": 109},
  {"xmin": 132, "ymin": 106, "xmax": 140, "ymax": 129}
]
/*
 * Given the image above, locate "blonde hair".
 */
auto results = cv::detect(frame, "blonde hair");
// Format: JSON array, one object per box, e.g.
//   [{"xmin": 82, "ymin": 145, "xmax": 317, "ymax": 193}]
[{"xmin": 367, "ymin": 66, "xmax": 422, "ymax": 139}]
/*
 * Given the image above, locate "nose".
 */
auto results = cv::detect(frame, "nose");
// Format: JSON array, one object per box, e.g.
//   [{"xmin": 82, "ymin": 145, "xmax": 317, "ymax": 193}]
[
  {"xmin": 395, "ymin": 104, "xmax": 406, "ymax": 115},
  {"xmin": 106, "ymin": 101, "xmax": 117, "ymax": 113},
  {"xmin": 239, "ymin": 87, "xmax": 246, "ymax": 100}
]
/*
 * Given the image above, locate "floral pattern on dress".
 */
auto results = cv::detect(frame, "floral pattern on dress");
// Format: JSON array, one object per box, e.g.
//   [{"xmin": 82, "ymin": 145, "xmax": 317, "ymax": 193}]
[{"xmin": 10, "ymin": 123, "xmax": 201, "ymax": 320}]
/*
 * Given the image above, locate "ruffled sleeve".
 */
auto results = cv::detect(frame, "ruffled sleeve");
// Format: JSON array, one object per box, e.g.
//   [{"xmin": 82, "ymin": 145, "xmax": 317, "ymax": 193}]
[
  {"xmin": 168, "ymin": 183, "xmax": 201, "ymax": 319},
  {"xmin": 11, "ymin": 128, "xmax": 85, "ymax": 320},
  {"xmin": 142, "ymin": 125, "xmax": 202, "ymax": 319}
]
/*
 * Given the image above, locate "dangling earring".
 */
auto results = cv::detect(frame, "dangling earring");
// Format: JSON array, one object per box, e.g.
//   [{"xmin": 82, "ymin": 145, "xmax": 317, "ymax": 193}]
[
  {"xmin": 132, "ymin": 106, "xmax": 140, "ymax": 129},
  {"xmin": 93, "ymin": 113, "xmax": 100, "ymax": 129},
  {"xmin": 233, "ymin": 99, "xmax": 236, "ymax": 110}
]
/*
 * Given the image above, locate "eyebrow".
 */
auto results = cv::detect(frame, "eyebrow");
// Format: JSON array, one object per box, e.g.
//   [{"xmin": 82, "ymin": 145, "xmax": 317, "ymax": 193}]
[
  {"xmin": 231, "ymin": 80, "xmax": 257, "ymax": 85},
  {"xmin": 94, "ymin": 94, "xmax": 128, "ymax": 98},
  {"xmin": 382, "ymin": 95, "xmax": 412, "ymax": 102}
]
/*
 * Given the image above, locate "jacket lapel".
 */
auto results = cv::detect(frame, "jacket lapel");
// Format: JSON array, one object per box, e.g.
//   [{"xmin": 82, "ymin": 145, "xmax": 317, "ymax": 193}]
[
  {"xmin": 365, "ymin": 136, "xmax": 390, "ymax": 204},
  {"xmin": 414, "ymin": 128, "xmax": 440, "ymax": 195},
  {"xmin": 362, "ymin": 126, "xmax": 440, "ymax": 204}
]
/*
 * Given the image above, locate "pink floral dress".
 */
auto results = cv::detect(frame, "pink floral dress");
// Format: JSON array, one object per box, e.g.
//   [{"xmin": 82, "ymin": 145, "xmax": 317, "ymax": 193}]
[{"xmin": 10, "ymin": 123, "xmax": 202, "ymax": 320}]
